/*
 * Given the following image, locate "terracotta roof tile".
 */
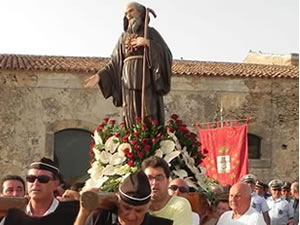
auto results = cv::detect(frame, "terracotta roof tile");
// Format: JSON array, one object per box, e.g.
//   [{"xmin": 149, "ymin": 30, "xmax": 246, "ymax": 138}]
[{"xmin": 0, "ymin": 54, "xmax": 298, "ymax": 79}]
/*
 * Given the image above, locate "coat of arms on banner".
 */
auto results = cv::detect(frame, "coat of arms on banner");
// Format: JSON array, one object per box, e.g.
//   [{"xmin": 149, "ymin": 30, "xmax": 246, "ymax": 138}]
[
  {"xmin": 217, "ymin": 146, "xmax": 230, "ymax": 173},
  {"xmin": 217, "ymin": 155, "xmax": 230, "ymax": 173}
]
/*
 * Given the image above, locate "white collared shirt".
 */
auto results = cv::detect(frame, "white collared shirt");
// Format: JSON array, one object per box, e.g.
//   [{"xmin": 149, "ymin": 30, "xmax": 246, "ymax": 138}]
[
  {"xmin": 26, "ymin": 198, "xmax": 59, "ymax": 216},
  {"xmin": 251, "ymin": 192, "xmax": 270, "ymax": 213},
  {"xmin": 266, "ymin": 197, "xmax": 294, "ymax": 225},
  {"xmin": 0, "ymin": 198, "xmax": 60, "ymax": 225}
]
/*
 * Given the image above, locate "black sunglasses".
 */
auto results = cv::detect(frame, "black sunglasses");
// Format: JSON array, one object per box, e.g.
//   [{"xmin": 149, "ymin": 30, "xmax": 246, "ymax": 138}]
[
  {"xmin": 26, "ymin": 175, "xmax": 53, "ymax": 184},
  {"xmin": 169, "ymin": 185, "xmax": 188, "ymax": 193}
]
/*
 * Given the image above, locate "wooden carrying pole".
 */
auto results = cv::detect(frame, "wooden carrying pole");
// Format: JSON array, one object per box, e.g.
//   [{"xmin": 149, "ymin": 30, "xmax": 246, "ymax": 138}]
[
  {"xmin": 141, "ymin": 8, "xmax": 156, "ymax": 123},
  {"xmin": 81, "ymin": 191, "xmax": 118, "ymax": 211},
  {"xmin": 0, "ymin": 197, "xmax": 27, "ymax": 214}
]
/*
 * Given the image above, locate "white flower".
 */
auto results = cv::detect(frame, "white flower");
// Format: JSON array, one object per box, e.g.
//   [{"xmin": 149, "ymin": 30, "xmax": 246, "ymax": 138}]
[
  {"xmin": 98, "ymin": 151, "xmax": 112, "ymax": 164},
  {"xmin": 155, "ymin": 148, "xmax": 180, "ymax": 164},
  {"xmin": 160, "ymin": 140, "xmax": 175, "ymax": 154},
  {"xmin": 95, "ymin": 176, "xmax": 109, "ymax": 188},
  {"xmin": 184, "ymin": 177, "xmax": 198, "ymax": 189},
  {"xmin": 164, "ymin": 150, "xmax": 181, "ymax": 163},
  {"xmin": 93, "ymin": 130, "xmax": 103, "ymax": 145},
  {"xmin": 173, "ymin": 169, "xmax": 188, "ymax": 179},
  {"xmin": 102, "ymin": 165, "xmax": 116, "ymax": 176},
  {"xmin": 155, "ymin": 149, "xmax": 163, "ymax": 158},
  {"xmin": 110, "ymin": 153, "xmax": 126, "ymax": 165},
  {"xmin": 88, "ymin": 161, "xmax": 104, "ymax": 180},
  {"xmin": 105, "ymin": 136, "xmax": 120, "ymax": 153}
]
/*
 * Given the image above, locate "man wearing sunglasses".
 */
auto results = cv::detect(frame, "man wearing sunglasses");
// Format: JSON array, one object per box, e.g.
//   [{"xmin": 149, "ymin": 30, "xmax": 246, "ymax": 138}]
[
  {"xmin": 266, "ymin": 179, "xmax": 294, "ymax": 225},
  {"xmin": 142, "ymin": 156, "xmax": 193, "ymax": 225},
  {"xmin": 168, "ymin": 178, "xmax": 200, "ymax": 225},
  {"xmin": 0, "ymin": 157, "xmax": 79, "ymax": 225}
]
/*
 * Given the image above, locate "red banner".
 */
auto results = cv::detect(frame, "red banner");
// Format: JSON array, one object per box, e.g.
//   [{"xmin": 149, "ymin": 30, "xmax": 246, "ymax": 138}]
[{"xmin": 198, "ymin": 120, "xmax": 249, "ymax": 186}]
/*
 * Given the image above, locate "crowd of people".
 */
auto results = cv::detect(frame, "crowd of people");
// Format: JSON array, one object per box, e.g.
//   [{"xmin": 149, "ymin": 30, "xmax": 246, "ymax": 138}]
[{"xmin": 0, "ymin": 155, "xmax": 298, "ymax": 225}]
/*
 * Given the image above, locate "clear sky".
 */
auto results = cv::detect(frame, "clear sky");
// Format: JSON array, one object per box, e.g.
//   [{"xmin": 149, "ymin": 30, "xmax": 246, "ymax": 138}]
[{"xmin": 0, "ymin": 0, "xmax": 298, "ymax": 63}]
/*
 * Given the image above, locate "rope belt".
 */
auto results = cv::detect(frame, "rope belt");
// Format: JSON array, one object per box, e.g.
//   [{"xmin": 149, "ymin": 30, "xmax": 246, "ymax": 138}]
[{"xmin": 124, "ymin": 55, "xmax": 143, "ymax": 63}]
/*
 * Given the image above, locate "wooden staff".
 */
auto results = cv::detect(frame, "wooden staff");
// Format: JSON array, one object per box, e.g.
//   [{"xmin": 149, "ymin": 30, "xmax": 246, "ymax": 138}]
[{"xmin": 141, "ymin": 8, "xmax": 156, "ymax": 123}]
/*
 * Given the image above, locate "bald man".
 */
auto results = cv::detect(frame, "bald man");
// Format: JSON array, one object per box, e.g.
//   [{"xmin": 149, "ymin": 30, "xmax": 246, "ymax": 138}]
[{"xmin": 217, "ymin": 182, "xmax": 266, "ymax": 225}]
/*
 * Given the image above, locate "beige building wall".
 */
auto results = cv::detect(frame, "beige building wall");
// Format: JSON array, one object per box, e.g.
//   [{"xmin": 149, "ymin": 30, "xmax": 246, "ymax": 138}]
[{"xmin": 0, "ymin": 69, "xmax": 298, "ymax": 184}]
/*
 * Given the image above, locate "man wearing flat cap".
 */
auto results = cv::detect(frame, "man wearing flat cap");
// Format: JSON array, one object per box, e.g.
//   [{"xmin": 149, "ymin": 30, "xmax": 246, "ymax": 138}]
[
  {"xmin": 1, "ymin": 157, "xmax": 79, "ymax": 225},
  {"xmin": 241, "ymin": 174, "xmax": 271, "ymax": 225},
  {"xmin": 255, "ymin": 181, "xmax": 271, "ymax": 199},
  {"xmin": 266, "ymin": 179, "xmax": 294, "ymax": 225},
  {"xmin": 281, "ymin": 182, "xmax": 292, "ymax": 203},
  {"xmin": 75, "ymin": 170, "xmax": 173, "ymax": 225}
]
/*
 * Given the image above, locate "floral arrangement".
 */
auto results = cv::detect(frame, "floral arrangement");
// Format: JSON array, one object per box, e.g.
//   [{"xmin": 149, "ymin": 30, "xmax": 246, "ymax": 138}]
[{"xmin": 83, "ymin": 114, "xmax": 218, "ymax": 193}]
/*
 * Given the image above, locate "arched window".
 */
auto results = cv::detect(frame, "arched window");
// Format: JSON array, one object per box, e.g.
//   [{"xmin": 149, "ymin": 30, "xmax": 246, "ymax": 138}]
[
  {"xmin": 248, "ymin": 134, "xmax": 261, "ymax": 159},
  {"xmin": 54, "ymin": 129, "xmax": 92, "ymax": 185}
]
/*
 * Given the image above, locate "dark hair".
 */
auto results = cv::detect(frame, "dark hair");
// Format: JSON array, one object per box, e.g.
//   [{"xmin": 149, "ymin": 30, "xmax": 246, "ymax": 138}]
[
  {"xmin": 70, "ymin": 182, "xmax": 85, "ymax": 192},
  {"xmin": 142, "ymin": 156, "xmax": 170, "ymax": 178},
  {"xmin": 1, "ymin": 175, "xmax": 25, "ymax": 193}
]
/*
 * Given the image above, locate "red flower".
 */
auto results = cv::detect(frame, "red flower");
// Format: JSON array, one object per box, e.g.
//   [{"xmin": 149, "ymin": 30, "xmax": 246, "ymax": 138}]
[
  {"xmin": 131, "ymin": 140, "xmax": 138, "ymax": 146},
  {"xmin": 152, "ymin": 138, "xmax": 157, "ymax": 143},
  {"xmin": 171, "ymin": 114, "xmax": 179, "ymax": 120},
  {"xmin": 136, "ymin": 117, "xmax": 142, "ymax": 123},
  {"xmin": 109, "ymin": 120, "xmax": 116, "ymax": 124},
  {"xmin": 122, "ymin": 136, "xmax": 128, "ymax": 143},
  {"xmin": 144, "ymin": 144, "xmax": 151, "ymax": 151},
  {"xmin": 176, "ymin": 120, "xmax": 183, "ymax": 125},
  {"xmin": 115, "ymin": 132, "xmax": 120, "ymax": 137},
  {"xmin": 120, "ymin": 122, "xmax": 126, "ymax": 127},
  {"xmin": 142, "ymin": 139, "xmax": 149, "ymax": 145},
  {"xmin": 89, "ymin": 151, "xmax": 95, "ymax": 157},
  {"xmin": 128, "ymin": 160, "xmax": 134, "ymax": 167},
  {"xmin": 138, "ymin": 152, "xmax": 145, "ymax": 158},
  {"xmin": 167, "ymin": 127, "xmax": 173, "ymax": 132},
  {"xmin": 157, "ymin": 133, "xmax": 163, "ymax": 138},
  {"xmin": 127, "ymin": 152, "xmax": 134, "ymax": 159},
  {"xmin": 123, "ymin": 148, "xmax": 130, "ymax": 154},
  {"xmin": 179, "ymin": 126, "xmax": 188, "ymax": 133},
  {"xmin": 141, "ymin": 124, "xmax": 147, "ymax": 131},
  {"xmin": 103, "ymin": 118, "xmax": 109, "ymax": 123},
  {"xmin": 151, "ymin": 120, "xmax": 158, "ymax": 125},
  {"xmin": 190, "ymin": 132, "xmax": 197, "ymax": 138},
  {"xmin": 135, "ymin": 145, "xmax": 141, "ymax": 151},
  {"xmin": 133, "ymin": 132, "xmax": 139, "ymax": 137},
  {"xmin": 97, "ymin": 124, "xmax": 104, "ymax": 132},
  {"xmin": 167, "ymin": 120, "xmax": 173, "ymax": 125},
  {"xmin": 89, "ymin": 143, "xmax": 95, "ymax": 150}
]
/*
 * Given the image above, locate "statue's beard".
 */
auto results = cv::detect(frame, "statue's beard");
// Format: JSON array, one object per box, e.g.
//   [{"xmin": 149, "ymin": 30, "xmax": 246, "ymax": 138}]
[{"xmin": 127, "ymin": 17, "xmax": 143, "ymax": 34}]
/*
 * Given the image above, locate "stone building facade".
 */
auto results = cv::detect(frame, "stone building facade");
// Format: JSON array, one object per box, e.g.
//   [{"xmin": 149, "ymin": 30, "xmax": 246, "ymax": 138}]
[{"xmin": 0, "ymin": 54, "xmax": 298, "ymax": 185}]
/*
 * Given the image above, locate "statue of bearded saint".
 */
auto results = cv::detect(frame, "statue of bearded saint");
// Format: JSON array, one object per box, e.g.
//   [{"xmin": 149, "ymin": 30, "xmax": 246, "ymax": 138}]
[{"xmin": 84, "ymin": 2, "xmax": 173, "ymax": 128}]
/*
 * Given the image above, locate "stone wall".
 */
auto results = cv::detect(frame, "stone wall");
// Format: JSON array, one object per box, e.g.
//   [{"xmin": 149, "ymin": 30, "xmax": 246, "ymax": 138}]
[{"xmin": 0, "ymin": 69, "xmax": 298, "ymax": 183}]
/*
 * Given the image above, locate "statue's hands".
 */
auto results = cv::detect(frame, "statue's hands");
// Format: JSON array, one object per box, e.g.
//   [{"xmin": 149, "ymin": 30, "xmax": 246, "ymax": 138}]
[
  {"xmin": 131, "ymin": 37, "xmax": 150, "ymax": 48},
  {"xmin": 84, "ymin": 74, "xmax": 100, "ymax": 88}
]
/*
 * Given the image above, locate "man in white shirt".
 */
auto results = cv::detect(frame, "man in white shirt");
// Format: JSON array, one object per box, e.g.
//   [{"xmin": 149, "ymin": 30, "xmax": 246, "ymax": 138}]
[
  {"xmin": 217, "ymin": 182, "xmax": 266, "ymax": 225},
  {"xmin": 266, "ymin": 179, "xmax": 294, "ymax": 225}
]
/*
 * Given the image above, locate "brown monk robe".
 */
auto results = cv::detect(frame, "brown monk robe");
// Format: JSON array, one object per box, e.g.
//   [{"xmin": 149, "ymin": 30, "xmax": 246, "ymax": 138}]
[{"xmin": 86, "ymin": 2, "xmax": 172, "ymax": 128}]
